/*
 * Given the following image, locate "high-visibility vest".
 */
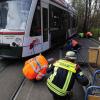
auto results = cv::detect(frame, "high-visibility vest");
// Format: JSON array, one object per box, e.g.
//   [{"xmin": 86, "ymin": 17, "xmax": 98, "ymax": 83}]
[
  {"xmin": 79, "ymin": 33, "xmax": 84, "ymax": 38},
  {"xmin": 47, "ymin": 60, "xmax": 76, "ymax": 96},
  {"xmin": 53, "ymin": 60, "xmax": 76, "ymax": 73},
  {"xmin": 72, "ymin": 39, "xmax": 78, "ymax": 47},
  {"xmin": 23, "ymin": 54, "xmax": 48, "ymax": 80}
]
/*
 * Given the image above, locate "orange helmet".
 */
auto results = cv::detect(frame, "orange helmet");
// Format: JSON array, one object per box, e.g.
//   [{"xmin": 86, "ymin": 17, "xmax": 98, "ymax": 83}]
[
  {"xmin": 86, "ymin": 32, "xmax": 93, "ymax": 36},
  {"xmin": 23, "ymin": 54, "xmax": 48, "ymax": 80}
]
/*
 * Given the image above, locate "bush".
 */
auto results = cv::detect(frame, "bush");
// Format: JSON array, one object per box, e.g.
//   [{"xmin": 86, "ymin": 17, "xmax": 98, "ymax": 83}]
[{"xmin": 90, "ymin": 28, "xmax": 100, "ymax": 40}]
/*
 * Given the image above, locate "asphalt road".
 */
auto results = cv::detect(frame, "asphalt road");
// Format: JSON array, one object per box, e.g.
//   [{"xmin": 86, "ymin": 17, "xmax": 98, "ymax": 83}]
[
  {"xmin": 11, "ymin": 47, "xmax": 85, "ymax": 100},
  {"xmin": 0, "ymin": 59, "xmax": 24, "ymax": 100}
]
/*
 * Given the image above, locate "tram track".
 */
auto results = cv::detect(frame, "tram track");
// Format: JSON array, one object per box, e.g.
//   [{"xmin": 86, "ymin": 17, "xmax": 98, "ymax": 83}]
[
  {"xmin": 0, "ymin": 58, "xmax": 24, "ymax": 100},
  {"xmin": 7, "ymin": 59, "xmax": 25, "ymax": 100},
  {"xmin": 0, "ymin": 59, "xmax": 16, "ymax": 74},
  {"xmin": 10, "ymin": 77, "xmax": 25, "ymax": 100},
  {"xmin": 0, "ymin": 66, "xmax": 7, "ymax": 73}
]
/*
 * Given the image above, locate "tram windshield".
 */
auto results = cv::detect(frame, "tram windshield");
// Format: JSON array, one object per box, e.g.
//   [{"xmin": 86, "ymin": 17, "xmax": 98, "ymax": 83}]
[{"xmin": 0, "ymin": 0, "xmax": 32, "ymax": 30}]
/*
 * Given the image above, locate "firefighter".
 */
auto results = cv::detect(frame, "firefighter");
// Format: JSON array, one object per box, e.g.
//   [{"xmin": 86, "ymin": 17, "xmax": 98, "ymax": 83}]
[
  {"xmin": 71, "ymin": 39, "xmax": 81, "ymax": 50},
  {"xmin": 65, "ymin": 39, "xmax": 81, "ymax": 51},
  {"xmin": 23, "ymin": 54, "xmax": 48, "ymax": 81},
  {"xmin": 47, "ymin": 51, "xmax": 89, "ymax": 100},
  {"xmin": 79, "ymin": 33, "xmax": 84, "ymax": 38},
  {"xmin": 85, "ymin": 32, "xmax": 93, "ymax": 38},
  {"xmin": 65, "ymin": 39, "xmax": 72, "ymax": 50}
]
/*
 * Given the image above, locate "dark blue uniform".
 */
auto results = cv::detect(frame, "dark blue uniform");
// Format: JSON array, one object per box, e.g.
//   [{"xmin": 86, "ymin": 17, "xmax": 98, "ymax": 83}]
[{"xmin": 47, "ymin": 64, "xmax": 89, "ymax": 100}]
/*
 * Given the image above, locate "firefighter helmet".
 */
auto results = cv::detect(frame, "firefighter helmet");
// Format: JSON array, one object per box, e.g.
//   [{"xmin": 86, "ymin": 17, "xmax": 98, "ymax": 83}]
[{"xmin": 65, "ymin": 51, "xmax": 76, "ymax": 59}]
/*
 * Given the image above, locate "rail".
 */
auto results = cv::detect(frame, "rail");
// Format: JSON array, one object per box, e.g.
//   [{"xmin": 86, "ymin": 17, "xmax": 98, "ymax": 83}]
[{"xmin": 85, "ymin": 86, "xmax": 100, "ymax": 100}]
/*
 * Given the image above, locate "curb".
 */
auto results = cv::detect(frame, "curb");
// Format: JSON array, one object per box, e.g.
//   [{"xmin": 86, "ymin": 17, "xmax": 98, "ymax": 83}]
[{"xmin": 90, "ymin": 38, "xmax": 100, "ymax": 45}]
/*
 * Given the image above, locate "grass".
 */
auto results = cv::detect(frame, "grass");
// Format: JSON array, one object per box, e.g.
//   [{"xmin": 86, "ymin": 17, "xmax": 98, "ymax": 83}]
[{"xmin": 90, "ymin": 28, "xmax": 100, "ymax": 40}]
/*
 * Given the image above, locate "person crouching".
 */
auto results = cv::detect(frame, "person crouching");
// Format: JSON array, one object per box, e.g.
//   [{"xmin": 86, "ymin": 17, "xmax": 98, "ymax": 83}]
[{"xmin": 23, "ymin": 54, "xmax": 48, "ymax": 81}]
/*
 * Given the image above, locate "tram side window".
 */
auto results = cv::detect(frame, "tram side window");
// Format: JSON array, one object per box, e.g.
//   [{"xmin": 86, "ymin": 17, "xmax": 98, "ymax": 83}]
[
  {"xmin": 30, "ymin": 0, "xmax": 41, "ymax": 36},
  {"xmin": 0, "ymin": 2, "xmax": 8, "ymax": 29},
  {"xmin": 43, "ymin": 8, "xmax": 48, "ymax": 42},
  {"xmin": 61, "ymin": 11, "xmax": 69, "ymax": 30},
  {"xmin": 49, "ymin": 5, "xmax": 69, "ymax": 31},
  {"xmin": 50, "ymin": 5, "xmax": 70, "ymax": 34},
  {"xmin": 50, "ymin": 5, "xmax": 60, "ymax": 29}
]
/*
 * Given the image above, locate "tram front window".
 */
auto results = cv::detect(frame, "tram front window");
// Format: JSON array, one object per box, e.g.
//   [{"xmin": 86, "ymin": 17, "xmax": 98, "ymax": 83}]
[{"xmin": 0, "ymin": 0, "xmax": 32, "ymax": 30}]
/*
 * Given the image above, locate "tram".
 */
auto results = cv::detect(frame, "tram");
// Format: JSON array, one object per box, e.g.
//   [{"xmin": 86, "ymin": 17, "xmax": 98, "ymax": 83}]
[{"xmin": 0, "ymin": 0, "xmax": 77, "ymax": 58}]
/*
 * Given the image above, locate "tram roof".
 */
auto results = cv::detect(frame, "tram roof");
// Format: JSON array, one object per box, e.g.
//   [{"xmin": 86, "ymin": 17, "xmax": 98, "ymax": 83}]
[
  {"xmin": 50, "ymin": 0, "xmax": 76, "ymax": 15},
  {"xmin": 0, "ymin": 0, "xmax": 76, "ymax": 15}
]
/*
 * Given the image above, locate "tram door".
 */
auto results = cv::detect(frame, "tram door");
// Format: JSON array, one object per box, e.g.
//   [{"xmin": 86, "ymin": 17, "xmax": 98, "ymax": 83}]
[{"xmin": 41, "ymin": 2, "xmax": 49, "ymax": 51}]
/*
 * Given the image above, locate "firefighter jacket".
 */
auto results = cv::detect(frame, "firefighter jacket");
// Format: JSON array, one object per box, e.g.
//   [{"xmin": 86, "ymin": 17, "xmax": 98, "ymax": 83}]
[{"xmin": 47, "ymin": 60, "xmax": 89, "ymax": 96}]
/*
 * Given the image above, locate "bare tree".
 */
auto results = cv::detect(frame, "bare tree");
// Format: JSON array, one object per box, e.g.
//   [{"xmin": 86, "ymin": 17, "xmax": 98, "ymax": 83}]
[{"xmin": 71, "ymin": 0, "xmax": 100, "ymax": 35}]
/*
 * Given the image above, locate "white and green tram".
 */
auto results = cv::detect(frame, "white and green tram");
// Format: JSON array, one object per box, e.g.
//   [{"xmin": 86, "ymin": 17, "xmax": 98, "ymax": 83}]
[{"xmin": 0, "ymin": 0, "xmax": 77, "ymax": 58}]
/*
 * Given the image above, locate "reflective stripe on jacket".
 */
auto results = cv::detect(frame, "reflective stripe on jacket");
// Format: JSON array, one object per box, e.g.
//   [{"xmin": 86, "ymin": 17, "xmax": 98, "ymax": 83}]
[
  {"xmin": 53, "ymin": 60, "xmax": 76, "ymax": 73},
  {"xmin": 36, "ymin": 68, "xmax": 47, "ymax": 80},
  {"xmin": 29, "ymin": 57, "xmax": 47, "ymax": 80},
  {"xmin": 23, "ymin": 54, "xmax": 48, "ymax": 80},
  {"xmin": 47, "ymin": 67, "xmax": 73, "ymax": 96}
]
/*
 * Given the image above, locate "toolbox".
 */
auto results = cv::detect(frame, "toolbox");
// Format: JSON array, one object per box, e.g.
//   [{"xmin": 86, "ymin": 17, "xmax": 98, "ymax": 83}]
[{"xmin": 88, "ymin": 47, "xmax": 100, "ymax": 66}]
